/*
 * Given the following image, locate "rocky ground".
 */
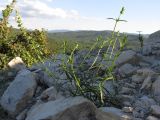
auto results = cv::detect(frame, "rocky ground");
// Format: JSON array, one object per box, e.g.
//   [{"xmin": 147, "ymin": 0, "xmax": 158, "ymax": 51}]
[{"xmin": 1, "ymin": 31, "xmax": 160, "ymax": 120}]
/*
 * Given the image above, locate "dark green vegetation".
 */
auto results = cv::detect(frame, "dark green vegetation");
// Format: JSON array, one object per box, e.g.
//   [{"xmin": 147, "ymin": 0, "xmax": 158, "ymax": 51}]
[
  {"xmin": 0, "ymin": 0, "xmax": 50, "ymax": 69},
  {"xmin": 47, "ymin": 30, "xmax": 148, "ymax": 53},
  {"xmin": 48, "ymin": 30, "xmax": 112, "ymax": 53}
]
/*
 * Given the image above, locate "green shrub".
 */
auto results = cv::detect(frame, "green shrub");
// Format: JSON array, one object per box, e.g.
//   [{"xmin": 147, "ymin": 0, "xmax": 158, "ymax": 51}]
[
  {"xmin": 58, "ymin": 7, "xmax": 128, "ymax": 107},
  {"xmin": 0, "ymin": 0, "xmax": 50, "ymax": 69}
]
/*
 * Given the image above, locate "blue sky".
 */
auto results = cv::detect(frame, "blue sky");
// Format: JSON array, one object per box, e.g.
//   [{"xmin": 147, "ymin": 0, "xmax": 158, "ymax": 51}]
[{"xmin": 0, "ymin": 0, "xmax": 160, "ymax": 34}]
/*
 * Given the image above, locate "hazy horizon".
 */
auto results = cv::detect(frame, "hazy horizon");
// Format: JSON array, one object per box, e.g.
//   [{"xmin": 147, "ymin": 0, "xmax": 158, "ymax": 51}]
[{"xmin": 47, "ymin": 29, "xmax": 152, "ymax": 35}]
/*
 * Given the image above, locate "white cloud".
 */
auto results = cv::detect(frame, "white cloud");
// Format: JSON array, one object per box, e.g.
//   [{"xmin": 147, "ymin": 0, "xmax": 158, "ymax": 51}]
[
  {"xmin": 0, "ymin": 6, "xmax": 4, "ymax": 11},
  {"xmin": 15, "ymin": 0, "xmax": 79, "ymax": 19},
  {"xmin": 1, "ymin": 0, "xmax": 84, "ymax": 30}
]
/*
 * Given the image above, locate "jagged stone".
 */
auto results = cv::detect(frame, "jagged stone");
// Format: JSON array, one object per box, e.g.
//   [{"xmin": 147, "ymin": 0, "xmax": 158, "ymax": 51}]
[
  {"xmin": 123, "ymin": 101, "xmax": 132, "ymax": 107},
  {"xmin": 104, "ymin": 80, "xmax": 116, "ymax": 95},
  {"xmin": 40, "ymin": 86, "xmax": 64, "ymax": 102},
  {"xmin": 8, "ymin": 57, "xmax": 26, "ymax": 71},
  {"xmin": 115, "ymin": 50, "xmax": 137, "ymax": 66},
  {"xmin": 146, "ymin": 116, "xmax": 159, "ymax": 120},
  {"xmin": 16, "ymin": 109, "xmax": 28, "ymax": 120},
  {"xmin": 133, "ymin": 96, "xmax": 156, "ymax": 119},
  {"xmin": 137, "ymin": 68, "xmax": 156, "ymax": 77},
  {"xmin": 26, "ymin": 96, "xmax": 97, "ymax": 120},
  {"xmin": 150, "ymin": 105, "xmax": 160, "ymax": 117},
  {"xmin": 118, "ymin": 63, "xmax": 137, "ymax": 77},
  {"xmin": 152, "ymin": 76, "xmax": 160, "ymax": 101},
  {"xmin": 140, "ymin": 75, "xmax": 152, "ymax": 91},
  {"xmin": 122, "ymin": 107, "xmax": 133, "ymax": 113},
  {"xmin": 142, "ymin": 45, "xmax": 152, "ymax": 56},
  {"xmin": 0, "ymin": 69, "xmax": 37, "ymax": 116},
  {"xmin": 32, "ymin": 54, "xmax": 68, "ymax": 87},
  {"xmin": 139, "ymin": 62, "xmax": 150, "ymax": 67},
  {"xmin": 124, "ymin": 83, "xmax": 136, "ymax": 89},
  {"xmin": 98, "ymin": 107, "xmax": 132, "ymax": 120},
  {"xmin": 116, "ymin": 95, "xmax": 134, "ymax": 105},
  {"xmin": 119, "ymin": 87, "xmax": 135, "ymax": 94},
  {"xmin": 132, "ymin": 74, "xmax": 144, "ymax": 84}
]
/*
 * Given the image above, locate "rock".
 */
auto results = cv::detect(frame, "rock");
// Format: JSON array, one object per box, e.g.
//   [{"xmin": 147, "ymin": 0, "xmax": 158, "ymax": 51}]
[
  {"xmin": 132, "ymin": 110, "xmax": 145, "ymax": 119},
  {"xmin": 152, "ymin": 50, "xmax": 160, "ymax": 56},
  {"xmin": 139, "ymin": 62, "xmax": 150, "ymax": 67},
  {"xmin": 133, "ymin": 118, "xmax": 143, "ymax": 120},
  {"xmin": 122, "ymin": 107, "xmax": 133, "ymax": 113},
  {"xmin": 75, "ymin": 49, "xmax": 102, "ymax": 68},
  {"xmin": 115, "ymin": 50, "xmax": 137, "ymax": 66},
  {"xmin": 146, "ymin": 116, "xmax": 159, "ymax": 120},
  {"xmin": 74, "ymin": 49, "xmax": 88, "ymax": 61},
  {"xmin": 16, "ymin": 109, "xmax": 28, "ymax": 120},
  {"xmin": 104, "ymin": 80, "xmax": 116, "ymax": 95},
  {"xmin": 98, "ymin": 107, "xmax": 132, "ymax": 120},
  {"xmin": 85, "ymin": 55, "xmax": 102, "ymax": 68},
  {"xmin": 151, "ymin": 105, "xmax": 160, "ymax": 117},
  {"xmin": 40, "ymin": 86, "xmax": 64, "ymax": 102},
  {"xmin": 0, "ymin": 69, "xmax": 37, "ymax": 116},
  {"xmin": 0, "ymin": 76, "xmax": 4, "ymax": 82},
  {"xmin": 26, "ymin": 96, "xmax": 97, "ymax": 120},
  {"xmin": 147, "ymin": 30, "xmax": 160, "ymax": 44},
  {"xmin": 133, "ymin": 96, "xmax": 156, "ymax": 119},
  {"xmin": 123, "ymin": 102, "xmax": 132, "ymax": 107},
  {"xmin": 118, "ymin": 64, "xmax": 137, "ymax": 77},
  {"xmin": 124, "ymin": 83, "xmax": 136, "ymax": 89},
  {"xmin": 100, "ymin": 60, "xmax": 113, "ymax": 70},
  {"xmin": 35, "ymin": 86, "xmax": 42, "ymax": 96},
  {"xmin": 151, "ymin": 61, "xmax": 160, "ymax": 72},
  {"xmin": 8, "ymin": 57, "xmax": 26, "ymax": 71},
  {"xmin": 152, "ymin": 43, "xmax": 160, "ymax": 50},
  {"xmin": 35, "ymin": 59, "xmax": 67, "ymax": 87},
  {"xmin": 137, "ymin": 68, "xmax": 156, "ymax": 77},
  {"xmin": 140, "ymin": 75, "xmax": 152, "ymax": 91},
  {"xmin": 7, "ymin": 71, "xmax": 17, "ymax": 78},
  {"xmin": 140, "ymin": 56, "xmax": 158, "ymax": 65},
  {"xmin": 142, "ymin": 45, "xmax": 152, "ymax": 56},
  {"xmin": 152, "ymin": 76, "xmax": 160, "ymax": 101},
  {"xmin": 116, "ymin": 95, "xmax": 134, "ymax": 105},
  {"xmin": 119, "ymin": 87, "xmax": 135, "ymax": 95},
  {"xmin": 134, "ymin": 96, "xmax": 156, "ymax": 110},
  {"xmin": 132, "ymin": 74, "xmax": 144, "ymax": 84},
  {"xmin": 40, "ymin": 86, "xmax": 57, "ymax": 101}
]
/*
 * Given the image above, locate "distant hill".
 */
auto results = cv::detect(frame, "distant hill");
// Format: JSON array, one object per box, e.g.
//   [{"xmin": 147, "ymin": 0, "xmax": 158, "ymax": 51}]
[
  {"xmin": 47, "ymin": 30, "xmax": 144, "ymax": 42},
  {"xmin": 48, "ymin": 29, "xmax": 71, "ymax": 33},
  {"xmin": 48, "ymin": 30, "xmax": 111, "ymax": 42},
  {"xmin": 8, "ymin": 28, "xmax": 150, "ymax": 52},
  {"xmin": 47, "ymin": 30, "xmax": 151, "ymax": 45},
  {"xmin": 47, "ymin": 30, "xmax": 150, "ymax": 52}
]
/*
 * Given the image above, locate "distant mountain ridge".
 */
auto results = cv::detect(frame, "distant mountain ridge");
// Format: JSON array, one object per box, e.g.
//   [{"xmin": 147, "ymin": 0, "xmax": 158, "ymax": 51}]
[
  {"xmin": 47, "ymin": 30, "xmax": 149, "ymax": 42},
  {"xmin": 11, "ymin": 28, "xmax": 151, "ymax": 43},
  {"xmin": 48, "ymin": 29, "xmax": 71, "ymax": 33}
]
